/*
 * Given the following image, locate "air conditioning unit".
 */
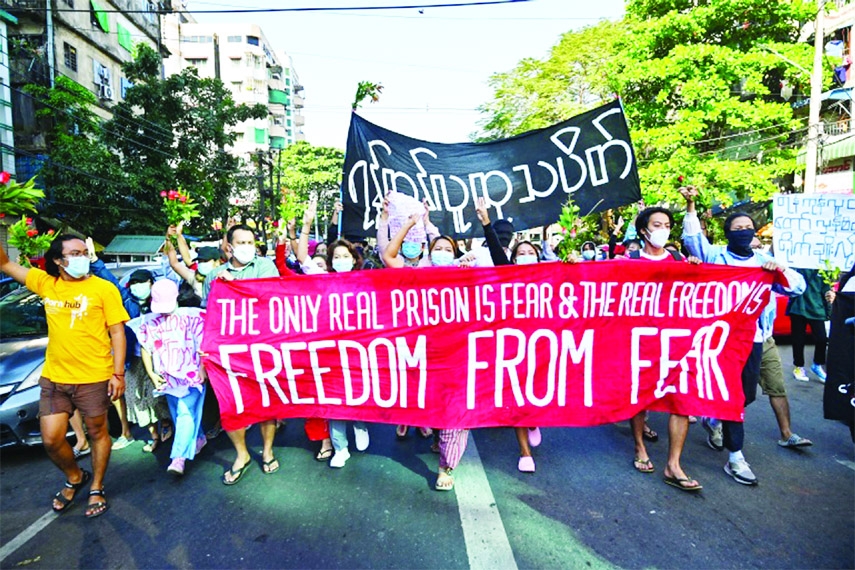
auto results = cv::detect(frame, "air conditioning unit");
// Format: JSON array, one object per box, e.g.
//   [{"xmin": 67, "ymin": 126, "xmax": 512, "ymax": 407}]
[{"xmin": 99, "ymin": 84, "xmax": 114, "ymax": 100}]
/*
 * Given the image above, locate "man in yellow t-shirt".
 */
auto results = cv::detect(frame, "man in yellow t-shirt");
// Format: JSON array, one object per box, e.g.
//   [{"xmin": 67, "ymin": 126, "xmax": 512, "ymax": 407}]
[{"xmin": 1, "ymin": 235, "xmax": 128, "ymax": 519}]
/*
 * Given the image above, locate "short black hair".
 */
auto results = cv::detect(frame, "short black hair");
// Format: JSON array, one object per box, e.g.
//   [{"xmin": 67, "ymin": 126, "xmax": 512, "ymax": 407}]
[
  {"xmin": 635, "ymin": 207, "xmax": 674, "ymax": 235},
  {"xmin": 226, "ymin": 224, "xmax": 255, "ymax": 244},
  {"xmin": 724, "ymin": 211, "xmax": 755, "ymax": 232},
  {"xmin": 45, "ymin": 234, "xmax": 81, "ymax": 277}
]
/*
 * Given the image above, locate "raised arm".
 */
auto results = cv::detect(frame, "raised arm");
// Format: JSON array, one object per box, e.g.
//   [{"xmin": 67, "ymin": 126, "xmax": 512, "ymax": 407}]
[
  {"xmin": 476, "ymin": 197, "xmax": 510, "ymax": 266},
  {"xmin": 296, "ymin": 196, "xmax": 318, "ymax": 264},
  {"xmin": 0, "ymin": 241, "xmax": 30, "ymax": 284},
  {"xmin": 679, "ymin": 186, "xmax": 715, "ymax": 261},
  {"xmin": 164, "ymin": 229, "xmax": 196, "ymax": 284},
  {"xmin": 327, "ymin": 200, "xmax": 342, "ymax": 245},
  {"xmin": 382, "ymin": 214, "xmax": 417, "ymax": 269},
  {"xmin": 376, "ymin": 195, "xmax": 392, "ymax": 260}
]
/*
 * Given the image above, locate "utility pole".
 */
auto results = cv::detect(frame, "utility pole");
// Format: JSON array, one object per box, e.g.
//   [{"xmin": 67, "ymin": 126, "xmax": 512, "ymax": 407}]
[
  {"xmin": 805, "ymin": 0, "xmax": 826, "ymax": 194},
  {"xmin": 256, "ymin": 150, "xmax": 267, "ymax": 245}
]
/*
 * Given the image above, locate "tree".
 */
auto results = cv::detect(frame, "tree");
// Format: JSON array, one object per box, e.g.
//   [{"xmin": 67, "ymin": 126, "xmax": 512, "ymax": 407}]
[
  {"xmin": 104, "ymin": 44, "xmax": 268, "ymax": 236},
  {"xmin": 274, "ymin": 141, "xmax": 345, "ymax": 226},
  {"xmin": 24, "ymin": 77, "xmax": 127, "ymax": 243}
]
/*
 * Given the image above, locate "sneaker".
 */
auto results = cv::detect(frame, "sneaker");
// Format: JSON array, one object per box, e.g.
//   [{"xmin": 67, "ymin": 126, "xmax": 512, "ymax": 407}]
[
  {"xmin": 330, "ymin": 448, "xmax": 350, "ymax": 468},
  {"xmin": 724, "ymin": 458, "xmax": 758, "ymax": 485},
  {"xmin": 701, "ymin": 417, "xmax": 724, "ymax": 451},
  {"xmin": 527, "ymin": 427, "xmax": 542, "ymax": 448},
  {"xmin": 810, "ymin": 363, "xmax": 827, "ymax": 384},
  {"xmin": 354, "ymin": 425, "xmax": 370, "ymax": 452},
  {"xmin": 195, "ymin": 436, "xmax": 207, "ymax": 455},
  {"xmin": 518, "ymin": 455, "xmax": 536, "ymax": 473},
  {"xmin": 793, "ymin": 366, "xmax": 809, "ymax": 382},
  {"xmin": 167, "ymin": 457, "xmax": 185, "ymax": 476},
  {"xmin": 111, "ymin": 436, "xmax": 134, "ymax": 450}
]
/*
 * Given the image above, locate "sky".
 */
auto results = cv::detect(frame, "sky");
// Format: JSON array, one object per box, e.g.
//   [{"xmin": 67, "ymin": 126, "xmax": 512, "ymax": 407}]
[{"xmin": 193, "ymin": 0, "xmax": 627, "ymax": 149}]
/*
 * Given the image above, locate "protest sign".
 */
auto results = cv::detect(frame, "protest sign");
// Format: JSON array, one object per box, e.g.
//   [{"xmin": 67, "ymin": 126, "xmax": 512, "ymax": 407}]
[
  {"xmin": 201, "ymin": 262, "xmax": 775, "ymax": 432},
  {"xmin": 341, "ymin": 100, "xmax": 641, "ymax": 240},
  {"xmin": 773, "ymin": 193, "xmax": 855, "ymax": 270}
]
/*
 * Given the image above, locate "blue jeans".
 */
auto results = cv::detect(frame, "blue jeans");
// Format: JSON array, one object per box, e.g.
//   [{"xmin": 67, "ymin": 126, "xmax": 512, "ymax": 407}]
[
  {"xmin": 329, "ymin": 420, "xmax": 367, "ymax": 452},
  {"xmin": 167, "ymin": 386, "xmax": 205, "ymax": 460}
]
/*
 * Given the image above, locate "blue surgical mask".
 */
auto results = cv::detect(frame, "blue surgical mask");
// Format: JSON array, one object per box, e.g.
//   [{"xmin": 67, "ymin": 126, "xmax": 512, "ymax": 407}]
[
  {"xmin": 332, "ymin": 258, "xmax": 354, "ymax": 273},
  {"xmin": 63, "ymin": 256, "xmax": 90, "ymax": 278},
  {"xmin": 130, "ymin": 282, "xmax": 152, "ymax": 300},
  {"xmin": 196, "ymin": 261, "xmax": 215, "ymax": 276},
  {"xmin": 581, "ymin": 250, "xmax": 596, "ymax": 261},
  {"xmin": 515, "ymin": 254, "xmax": 538, "ymax": 265},
  {"xmin": 401, "ymin": 242, "xmax": 422, "ymax": 259},
  {"xmin": 431, "ymin": 250, "xmax": 455, "ymax": 267}
]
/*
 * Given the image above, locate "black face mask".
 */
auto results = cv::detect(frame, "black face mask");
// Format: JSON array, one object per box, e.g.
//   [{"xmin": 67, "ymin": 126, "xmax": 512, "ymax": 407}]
[{"xmin": 725, "ymin": 228, "xmax": 755, "ymax": 257}]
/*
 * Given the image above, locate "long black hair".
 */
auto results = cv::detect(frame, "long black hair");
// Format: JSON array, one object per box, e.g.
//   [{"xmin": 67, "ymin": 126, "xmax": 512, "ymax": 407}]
[{"xmin": 44, "ymin": 234, "xmax": 81, "ymax": 277}]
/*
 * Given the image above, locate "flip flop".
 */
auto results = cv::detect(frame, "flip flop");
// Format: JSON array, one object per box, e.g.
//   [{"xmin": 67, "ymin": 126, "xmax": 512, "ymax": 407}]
[
  {"xmin": 417, "ymin": 427, "xmax": 434, "ymax": 439},
  {"xmin": 643, "ymin": 425, "xmax": 659, "ymax": 442},
  {"xmin": 222, "ymin": 461, "xmax": 252, "ymax": 485},
  {"xmin": 85, "ymin": 488, "xmax": 109, "ymax": 518},
  {"xmin": 316, "ymin": 447, "xmax": 333, "ymax": 461},
  {"xmin": 142, "ymin": 439, "xmax": 159, "ymax": 453},
  {"xmin": 664, "ymin": 474, "xmax": 703, "ymax": 492},
  {"xmin": 633, "ymin": 457, "xmax": 654, "ymax": 473},
  {"xmin": 52, "ymin": 469, "xmax": 91, "ymax": 512},
  {"xmin": 73, "ymin": 447, "xmax": 91, "ymax": 460},
  {"xmin": 395, "ymin": 425, "xmax": 408, "ymax": 440},
  {"xmin": 262, "ymin": 457, "xmax": 280, "ymax": 474}
]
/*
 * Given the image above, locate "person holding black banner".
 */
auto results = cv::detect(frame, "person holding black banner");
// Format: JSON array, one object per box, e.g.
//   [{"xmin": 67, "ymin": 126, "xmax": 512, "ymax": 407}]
[
  {"xmin": 681, "ymin": 187, "xmax": 806, "ymax": 486},
  {"xmin": 201, "ymin": 224, "xmax": 281, "ymax": 485},
  {"xmin": 476, "ymin": 197, "xmax": 545, "ymax": 473}
]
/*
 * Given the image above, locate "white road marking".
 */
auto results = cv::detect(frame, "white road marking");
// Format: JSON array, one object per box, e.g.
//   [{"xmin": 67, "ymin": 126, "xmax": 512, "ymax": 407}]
[
  {"xmin": 456, "ymin": 436, "xmax": 518, "ymax": 570},
  {"xmin": 0, "ymin": 511, "xmax": 58, "ymax": 563},
  {"xmin": 835, "ymin": 458, "xmax": 855, "ymax": 472}
]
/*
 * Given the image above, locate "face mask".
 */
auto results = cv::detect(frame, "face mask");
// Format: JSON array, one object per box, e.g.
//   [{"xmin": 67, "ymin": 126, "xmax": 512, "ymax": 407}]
[
  {"xmin": 516, "ymin": 254, "xmax": 538, "ymax": 265},
  {"xmin": 725, "ymin": 228, "xmax": 755, "ymax": 256},
  {"xmin": 332, "ymin": 258, "xmax": 354, "ymax": 273},
  {"xmin": 401, "ymin": 242, "xmax": 422, "ymax": 259},
  {"xmin": 196, "ymin": 261, "xmax": 215, "ymax": 276},
  {"xmin": 431, "ymin": 250, "xmax": 455, "ymax": 267},
  {"xmin": 581, "ymin": 250, "xmax": 596, "ymax": 261},
  {"xmin": 63, "ymin": 256, "xmax": 90, "ymax": 278},
  {"xmin": 232, "ymin": 244, "xmax": 256, "ymax": 265},
  {"xmin": 130, "ymin": 282, "xmax": 151, "ymax": 300},
  {"xmin": 645, "ymin": 228, "xmax": 671, "ymax": 249}
]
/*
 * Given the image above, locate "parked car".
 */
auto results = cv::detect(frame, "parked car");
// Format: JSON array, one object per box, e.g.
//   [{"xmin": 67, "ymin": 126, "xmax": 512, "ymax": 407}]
[{"xmin": 0, "ymin": 275, "xmax": 22, "ymax": 300}]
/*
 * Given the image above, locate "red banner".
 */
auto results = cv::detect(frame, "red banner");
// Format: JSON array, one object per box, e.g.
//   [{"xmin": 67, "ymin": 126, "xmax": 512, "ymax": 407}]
[{"xmin": 201, "ymin": 262, "xmax": 775, "ymax": 431}]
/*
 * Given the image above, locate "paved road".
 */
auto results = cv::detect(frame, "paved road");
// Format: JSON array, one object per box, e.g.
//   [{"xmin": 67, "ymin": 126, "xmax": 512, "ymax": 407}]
[{"xmin": 1, "ymin": 345, "xmax": 852, "ymax": 569}]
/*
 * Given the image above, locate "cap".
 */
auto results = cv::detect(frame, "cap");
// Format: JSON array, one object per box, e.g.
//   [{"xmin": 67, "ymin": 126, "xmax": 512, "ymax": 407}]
[
  {"xmin": 127, "ymin": 269, "xmax": 154, "ymax": 285},
  {"xmin": 195, "ymin": 246, "xmax": 224, "ymax": 262},
  {"xmin": 492, "ymin": 219, "xmax": 515, "ymax": 248},
  {"xmin": 150, "ymin": 279, "xmax": 179, "ymax": 313}
]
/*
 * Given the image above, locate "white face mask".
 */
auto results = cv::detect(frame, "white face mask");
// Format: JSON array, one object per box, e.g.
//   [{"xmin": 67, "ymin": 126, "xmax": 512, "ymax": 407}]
[
  {"xmin": 581, "ymin": 250, "xmax": 596, "ymax": 261},
  {"xmin": 130, "ymin": 282, "xmax": 152, "ymax": 300},
  {"xmin": 431, "ymin": 250, "xmax": 455, "ymax": 267},
  {"xmin": 63, "ymin": 256, "xmax": 90, "ymax": 278},
  {"xmin": 515, "ymin": 254, "xmax": 538, "ymax": 265},
  {"xmin": 331, "ymin": 258, "xmax": 354, "ymax": 273},
  {"xmin": 232, "ymin": 244, "xmax": 256, "ymax": 265},
  {"xmin": 645, "ymin": 228, "xmax": 671, "ymax": 249},
  {"xmin": 196, "ymin": 261, "xmax": 215, "ymax": 276}
]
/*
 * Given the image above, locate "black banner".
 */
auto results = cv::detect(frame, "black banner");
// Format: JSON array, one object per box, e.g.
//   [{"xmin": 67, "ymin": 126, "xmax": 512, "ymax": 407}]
[{"xmin": 341, "ymin": 100, "xmax": 641, "ymax": 240}]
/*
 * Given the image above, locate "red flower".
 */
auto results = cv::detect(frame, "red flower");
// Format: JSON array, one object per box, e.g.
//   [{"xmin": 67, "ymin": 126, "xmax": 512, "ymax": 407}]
[
  {"xmin": 168, "ymin": 190, "xmax": 178, "ymax": 200},
  {"xmin": 0, "ymin": 172, "xmax": 10, "ymax": 184},
  {"xmin": 677, "ymin": 175, "xmax": 684, "ymax": 183},
  {"xmin": 47, "ymin": 229, "xmax": 55, "ymax": 235},
  {"xmin": 25, "ymin": 217, "xmax": 33, "ymax": 225},
  {"xmin": 160, "ymin": 190, "xmax": 167, "ymax": 197},
  {"xmin": 272, "ymin": 220, "xmax": 279, "ymax": 228},
  {"xmin": 179, "ymin": 196, "xmax": 187, "ymax": 203},
  {"xmin": 26, "ymin": 229, "xmax": 37, "ymax": 237},
  {"xmin": 0, "ymin": 213, "xmax": 5, "ymax": 218}
]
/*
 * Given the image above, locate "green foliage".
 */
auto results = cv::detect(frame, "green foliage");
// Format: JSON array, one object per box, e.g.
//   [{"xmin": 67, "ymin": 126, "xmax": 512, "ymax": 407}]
[
  {"xmin": 274, "ymin": 141, "xmax": 345, "ymax": 225},
  {"xmin": 478, "ymin": 0, "xmax": 820, "ymax": 243},
  {"xmin": 7, "ymin": 217, "xmax": 54, "ymax": 266},
  {"xmin": 352, "ymin": 81, "xmax": 383, "ymax": 111}
]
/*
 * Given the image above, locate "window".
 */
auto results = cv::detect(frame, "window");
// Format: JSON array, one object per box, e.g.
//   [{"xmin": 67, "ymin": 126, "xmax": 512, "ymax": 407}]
[
  {"xmin": 246, "ymin": 36, "xmax": 260, "ymax": 46},
  {"xmin": 227, "ymin": 35, "xmax": 242, "ymax": 43},
  {"xmin": 230, "ymin": 58, "xmax": 241, "ymax": 68},
  {"xmin": 90, "ymin": 0, "xmax": 110, "ymax": 33},
  {"xmin": 186, "ymin": 58, "xmax": 207, "ymax": 67},
  {"xmin": 231, "ymin": 81, "xmax": 242, "ymax": 92},
  {"xmin": 63, "ymin": 43, "xmax": 77, "ymax": 71},
  {"xmin": 254, "ymin": 127, "xmax": 267, "ymax": 144},
  {"xmin": 117, "ymin": 24, "xmax": 133, "ymax": 52}
]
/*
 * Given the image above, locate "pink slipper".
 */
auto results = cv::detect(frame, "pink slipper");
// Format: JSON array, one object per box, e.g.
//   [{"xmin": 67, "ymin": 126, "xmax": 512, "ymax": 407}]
[
  {"xmin": 518, "ymin": 456, "xmax": 536, "ymax": 473},
  {"xmin": 527, "ymin": 427, "xmax": 542, "ymax": 448}
]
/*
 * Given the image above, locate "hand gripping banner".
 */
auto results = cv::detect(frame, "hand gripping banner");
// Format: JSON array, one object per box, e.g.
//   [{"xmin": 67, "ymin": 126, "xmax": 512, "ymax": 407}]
[
  {"xmin": 201, "ymin": 262, "xmax": 776, "ymax": 432},
  {"xmin": 341, "ymin": 99, "xmax": 641, "ymax": 240}
]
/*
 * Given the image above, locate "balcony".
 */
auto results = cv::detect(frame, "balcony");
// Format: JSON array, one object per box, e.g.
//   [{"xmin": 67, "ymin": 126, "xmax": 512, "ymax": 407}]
[
  {"xmin": 292, "ymin": 94, "xmax": 304, "ymax": 109},
  {"xmin": 269, "ymin": 88, "xmax": 288, "ymax": 105},
  {"xmin": 824, "ymin": 119, "xmax": 851, "ymax": 136},
  {"xmin": 270, "ymin": 124, "xmax": 286, "ymax": 138},
  {"xmin": 270, "ymin": 136, "xmax": 286, "ymax": 150},
  {"xmin": 294, "ymin": 114, "xmax": 305, "ymax": 127}
]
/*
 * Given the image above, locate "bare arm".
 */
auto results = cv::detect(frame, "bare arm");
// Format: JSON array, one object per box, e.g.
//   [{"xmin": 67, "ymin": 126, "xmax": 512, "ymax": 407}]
[
  {"xmin": 174, "ymin": 224, "xmax": 194, "ymax": 269},
  {"xmin": 0, "ymin": 242, "xmax": 30, "ymax": 284},
  {"xmin": 297, "ymin": 196, "xmax": 318, "ymax": 264},
  {"xmin": 141, "ymin": 347, "xmax": 166, "ymax": 390},
  {"xmin": 382, "ymin": 214, "xmax": 418, "ymax": 269},
  {"xmin": 108, "ymin": 322, "xmax": 126, "ymax": 401},
  {"xmin": 165, "ymin": 230, "xmax": 196, "ymax": 284}
]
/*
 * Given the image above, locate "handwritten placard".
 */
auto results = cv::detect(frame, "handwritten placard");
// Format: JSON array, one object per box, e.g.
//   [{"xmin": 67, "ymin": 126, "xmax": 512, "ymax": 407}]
[{"xmin": 773, "ymin": 193, "xmax": 855, "ymax": 270}]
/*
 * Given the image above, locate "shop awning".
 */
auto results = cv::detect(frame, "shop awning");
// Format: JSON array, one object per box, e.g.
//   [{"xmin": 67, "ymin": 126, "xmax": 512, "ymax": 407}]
[{"xmin": 797, "ymin": 134, "xmax": 855, "ymax": 165}]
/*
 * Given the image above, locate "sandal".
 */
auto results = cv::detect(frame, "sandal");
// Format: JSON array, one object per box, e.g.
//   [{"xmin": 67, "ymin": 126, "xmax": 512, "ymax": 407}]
[
  {"xmin": 262, "ymin": 457, "xmax": 280, "ymax": 474},
  {"xmin": 430, "ymin": 441, "xmax": 440, "ymax": 454},
  {"xmin": 633, "ymin": 457, "xmax": 655, "ymax": 473},
  {"xmin": 418, "ymin": 427, "xmax": 434, "ymax": 438},
  {"xmin": 395, "ymin": 425, "xmax": 408, "ymax": 440},
  {"xmin": 222, "ymin": 461, "xmax": 252, "ymax": 485},
  {"xmin": 643, "ymin": 425, "xmax": 659, "ymax": 443},
  {"xmin": 73, "ymin": 446, "xmax": 91, "ymax": 460},
  {"xmin": 52, "ymin": 469, "xmax": 91, "ymax": 512},
  {"xmin": 316, "ymin": 446, "xmax": 333, "ymax": 462},
  {"xmin": 664, "ymin": 474, "xmax": 703, "ymax": 492},
  {"xmin": 160, "ymin": 424, "xmax": 173, "ymax": 442},
  {"xmin": 142, "ymin": 439, "xmax": 160, "ymax": 453},
  {"xmin": 435, "ymin": 468, "xmax": 454, "ymax": 491},
  {"xmin": 85, "ymin": 488, "xmax": 109, "ymax": 519}
]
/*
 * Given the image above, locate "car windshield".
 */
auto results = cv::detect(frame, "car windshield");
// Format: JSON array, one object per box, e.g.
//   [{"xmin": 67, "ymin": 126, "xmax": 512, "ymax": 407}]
[{"xmin": 0, "ymin": 287, "xmax": 47, "ymax": 339}]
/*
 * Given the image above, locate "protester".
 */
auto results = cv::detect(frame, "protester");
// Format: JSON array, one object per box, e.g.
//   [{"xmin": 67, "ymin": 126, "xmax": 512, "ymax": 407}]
[
  {"xmin": 129, "ymin": 279, "xmax": 207, "ymax": 476},
  {"xmin": 787, "ymin": 267, "xmax": 830, "ymax": 383},
  {"xmin": 476, "ymin": 197, "xmax": 543, "ymax": 474},
  {"xmin": 1, "ymin": 236, "xmax": 128, "ymax": 518},
  {"xmin": 296, "ymin": 198, "xmax": 369, "ymax": 468},
  {"xmin": 824, "ymin": 263, "xmax": 854, "ymax": 440},
  {"xmin": 681, "ymin": 186, "xmax": 806, "ymax": 486},
  {"xmin": 580, "ymin": 241, "xmax": 599, "ymax": 261},
  {"xmin": 165, "ymin": 225, "xmax": 226, "ymax": 297},
  {"xmin": 202, "ymin": 223, "xmax": 280, "ymax": 484}
]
